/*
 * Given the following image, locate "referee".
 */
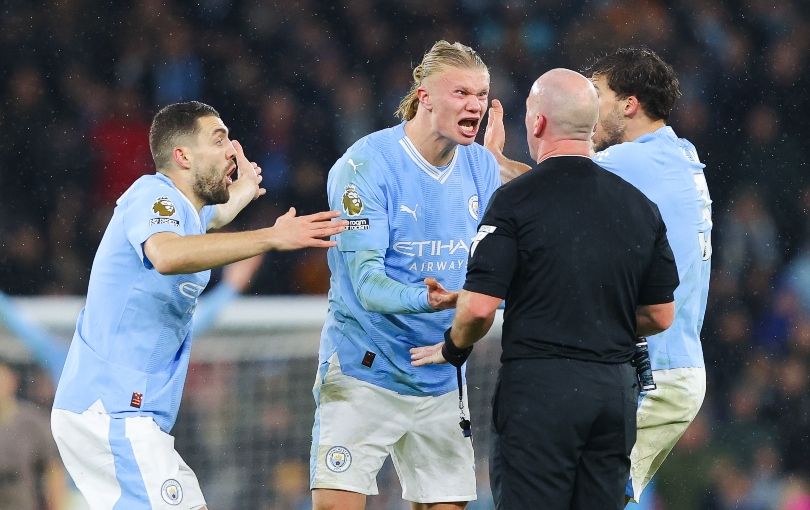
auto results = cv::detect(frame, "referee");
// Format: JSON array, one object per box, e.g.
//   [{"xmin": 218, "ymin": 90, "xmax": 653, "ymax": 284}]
[{"xmin": 411, "ymin": 68, "xmax": 679, "ymax": 509}]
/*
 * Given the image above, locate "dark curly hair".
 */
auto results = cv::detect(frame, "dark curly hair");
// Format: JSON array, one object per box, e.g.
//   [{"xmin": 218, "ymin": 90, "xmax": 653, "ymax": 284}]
[{"xmin": 583, "ymin": 47, "xmax": 681, "ymax": 122}]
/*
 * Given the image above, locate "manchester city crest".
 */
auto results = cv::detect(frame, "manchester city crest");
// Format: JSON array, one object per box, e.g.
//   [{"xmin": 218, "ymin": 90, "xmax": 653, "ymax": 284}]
[
  {"xmin": 468, "ymin": 194, "xmax": 479, "ymax": 220},
  {"xmin": 342, "ymin": 184, "xmax": 364, "ymax": 216},
  {"xmin": 326, "ymin": 446, "xmax": 352, "ymax": 472},
  {"xmin": 160, "ymin": 479, "xmax": 183, "ymax": 505}
]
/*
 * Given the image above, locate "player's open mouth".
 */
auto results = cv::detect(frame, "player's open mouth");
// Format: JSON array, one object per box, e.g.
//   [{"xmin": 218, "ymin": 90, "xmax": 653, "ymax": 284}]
[
  {"xmin": 459, "ymin": 118, "xmax": 479, "ymax": 137},
  {"xmin": 225, "ymin": 162, "xmax": 237, "ymax": 185}
]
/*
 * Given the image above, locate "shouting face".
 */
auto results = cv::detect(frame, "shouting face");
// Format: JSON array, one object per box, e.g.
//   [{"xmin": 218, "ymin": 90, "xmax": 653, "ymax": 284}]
[{"xmin": 190, "ymin": 115, "xmax": 237, "ymax": 205}]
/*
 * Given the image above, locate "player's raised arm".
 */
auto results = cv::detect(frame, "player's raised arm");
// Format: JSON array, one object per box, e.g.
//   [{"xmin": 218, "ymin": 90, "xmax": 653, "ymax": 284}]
[
  {"xmin": 484, "ymin": 99, "xmax": 532, "ymax": 183},
  {"xmin": 208, "ymin": 140, "xmax": 266, "ymax": 230}
]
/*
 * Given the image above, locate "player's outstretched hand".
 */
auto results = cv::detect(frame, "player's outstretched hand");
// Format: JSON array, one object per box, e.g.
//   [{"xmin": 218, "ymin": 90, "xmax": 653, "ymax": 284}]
[
  {"xmin": 270, "ymin": 208, "xmax": 348, "ymax": 250},
  {"xmin": 483, "ymin": 99, "xmax": 505, "ymax": 156},
  {"xmin": 425, "ymin": 277, "xmax": 458, "ymax": 310},
  {"xmin": 232, "ymin": 139, "xmax": 266, "ymax": 200},
  {"xmin": 410, "ymin": 341, "xmax": 447, "ymax": 366}
]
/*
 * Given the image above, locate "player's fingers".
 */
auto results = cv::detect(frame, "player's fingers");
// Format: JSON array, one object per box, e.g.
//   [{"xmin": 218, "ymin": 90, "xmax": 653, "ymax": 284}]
[
  {"xmin": 304, "ymin": 210, "xmax": 343, "ymax": 222},
  {"xmin": 315, "ymin": 223, "xmax": 348, "ymax": 237},
  {"xmin": 486, "ymin": 100, "xmax": 503, "ymax": 127},
  {"xmin": 286, "ymin": 207, "xmax": 296, "ymax": 217},
  {"xmin": 310, "ymin": 217, "xmax": 348, "ymax": 227},
  {"xmin": 306, "ymin": 239, "xmax": 338, "ymax": 248},
  {"xmin": 232, "ymin": 139, "xmax": 245, "ymax": 158}
]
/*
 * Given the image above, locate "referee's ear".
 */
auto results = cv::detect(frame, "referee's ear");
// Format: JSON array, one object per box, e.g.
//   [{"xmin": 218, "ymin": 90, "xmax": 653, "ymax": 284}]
[{"xmin": 531, "ymin": 114, "xmax": 547, "ymax": 139}]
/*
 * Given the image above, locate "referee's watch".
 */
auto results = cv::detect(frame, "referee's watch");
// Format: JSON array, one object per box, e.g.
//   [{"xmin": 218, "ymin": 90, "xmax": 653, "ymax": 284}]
[{"xmin": 441, "ymin": 327, "xmax": 473, "ymax": 367}]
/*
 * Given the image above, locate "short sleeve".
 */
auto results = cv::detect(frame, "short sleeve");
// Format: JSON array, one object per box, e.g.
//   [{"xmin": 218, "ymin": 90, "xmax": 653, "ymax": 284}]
[
  {"xmin": 638, "ymin": 216, "xmax": 680, "ymax": 305},
  {"xmin": 122, "ymin": 184, "xmax": 197, "ymax": 265},
  {"xmin": 463, "ymin": 188, "xmax": 518, "ymax": 299},
  {"xmin": 329, "ymin": 151, "xmax": 390, "ymax": 251}
]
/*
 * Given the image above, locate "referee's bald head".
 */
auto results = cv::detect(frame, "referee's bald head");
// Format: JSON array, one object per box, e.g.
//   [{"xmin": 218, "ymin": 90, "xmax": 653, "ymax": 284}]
[{"xmin": 527, "ymin": 68, "xmax": 598, "ymax": 141}]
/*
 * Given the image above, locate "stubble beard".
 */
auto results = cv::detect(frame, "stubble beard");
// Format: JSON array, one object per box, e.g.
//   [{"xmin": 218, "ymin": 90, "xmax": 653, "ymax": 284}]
[
  {"xmin": 593, "ymin": 111, "xmax": 626, "ymax": 152},
  {"xmin": 194, "ymin": 163, "xmax": 230, "ymax": 205}
]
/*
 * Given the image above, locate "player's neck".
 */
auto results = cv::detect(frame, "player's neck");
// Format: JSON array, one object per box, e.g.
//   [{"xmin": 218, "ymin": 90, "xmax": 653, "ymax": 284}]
[
  {"xmin": 404, "ymin": 119, "xmax": 456, "ymax": 167},
  {"xmin": 625, "ymin": 118, "xmax": 667, "ymax": 143},
  {"xmin": 163, "ymin": 171, "xmax": 206, "ymax": 211},
  {"xmin": 535, "ymin": 139, "xmax": 592, "ymax": 163}
]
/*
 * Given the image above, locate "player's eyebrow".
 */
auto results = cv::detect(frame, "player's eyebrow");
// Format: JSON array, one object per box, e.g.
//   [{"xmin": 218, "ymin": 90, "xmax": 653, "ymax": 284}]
[
  {"xmin": 211, "ymin": 127, "xmax": 228, "ymax": 138},
  {"xmin": 455, "ymin": 85, "xmax": 489, "ymax": 95}
]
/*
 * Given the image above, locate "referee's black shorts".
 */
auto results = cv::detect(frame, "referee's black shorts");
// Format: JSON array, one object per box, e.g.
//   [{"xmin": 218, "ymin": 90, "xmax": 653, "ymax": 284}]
[{"xmin": 490, "ymin": 357, "xmax": 638, "ymax": 510}]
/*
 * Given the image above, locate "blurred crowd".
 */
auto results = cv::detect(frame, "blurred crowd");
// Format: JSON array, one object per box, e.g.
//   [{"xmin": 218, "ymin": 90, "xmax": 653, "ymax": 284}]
[{"xmin": 1, "ymin": 0, "xmax": 809, "ymax": 508}]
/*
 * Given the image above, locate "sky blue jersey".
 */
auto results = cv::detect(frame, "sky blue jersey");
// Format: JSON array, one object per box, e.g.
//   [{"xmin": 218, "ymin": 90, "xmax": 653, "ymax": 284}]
[
  {"xmin": 322, "ymin": 122, "xmax": 501, "ymax": 396},
  {"xmin": 594, "ymin": 126, "xmax": 712, "ymax": 370},
  {"xmin": 53, "ymin": 173, "xmax": 216, "ymax": 432}
]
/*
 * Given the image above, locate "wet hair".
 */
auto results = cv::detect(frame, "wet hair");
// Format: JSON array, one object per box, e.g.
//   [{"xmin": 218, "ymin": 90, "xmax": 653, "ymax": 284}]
[
  {"xmin": 149, "ymin": 101, "xmax": 220, "ymax": 171},
  {"xmin": 584, "ymin": 47, "xmax": 681, "ymax": 121},
  {"xmin": 395, "ymin": 40, "xmax": 488, "ymax": 121}
]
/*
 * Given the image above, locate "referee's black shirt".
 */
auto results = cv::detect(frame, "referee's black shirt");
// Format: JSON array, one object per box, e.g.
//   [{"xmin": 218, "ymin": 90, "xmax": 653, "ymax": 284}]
[{"xmin": 465, "ymin": 156, "xmax": 679, "ymax": 364}]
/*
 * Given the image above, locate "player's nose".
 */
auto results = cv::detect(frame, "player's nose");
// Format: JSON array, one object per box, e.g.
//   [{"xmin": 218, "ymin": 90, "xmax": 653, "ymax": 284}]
[
  {"xmin": 466, "ymin": 95, "xmax": 483, "ymax": 112},
  {"xmin": 225, "ymin": 141, "xmax": 237, "ymax": 158}
]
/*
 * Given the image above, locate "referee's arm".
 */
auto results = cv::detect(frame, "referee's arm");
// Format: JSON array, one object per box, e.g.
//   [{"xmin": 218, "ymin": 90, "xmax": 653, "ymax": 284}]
[
  {"xmin": 636, "ymin": 210, "xmax": 679, "ymax": 336},
  {"xmin": 448, "ymin": 290, "xmax": 502, "ymax": 349},
  {"xmin": 636, "ymin": 302, "xmax": 674, "ymax": 337}
]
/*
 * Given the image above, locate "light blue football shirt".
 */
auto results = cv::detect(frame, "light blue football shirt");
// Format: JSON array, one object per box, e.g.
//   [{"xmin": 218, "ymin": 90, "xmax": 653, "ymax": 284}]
[
  {"xmin": 53, "ymin": 173, "xmax": 216, "ymax": 432},
  {"xmin": 322, "ymin": 122, "xmax": 501, "ymax": 396},
  {"xmin": 594, "ymin": 126, "xmax": 712, "ymax": 370}
]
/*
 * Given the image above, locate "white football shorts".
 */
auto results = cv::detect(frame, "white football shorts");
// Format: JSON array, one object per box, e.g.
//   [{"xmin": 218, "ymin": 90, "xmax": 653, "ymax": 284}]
[
  {"xmin": 630, "ymin": 366, "xmax": 706, "ymax": 503},
  {"xmin": 310, "ymin": 354, "xmax": 477, "ymax": 504},
  {"xmin": 51, "ymin": 400, "xmax": 206, "ymax": 509}
]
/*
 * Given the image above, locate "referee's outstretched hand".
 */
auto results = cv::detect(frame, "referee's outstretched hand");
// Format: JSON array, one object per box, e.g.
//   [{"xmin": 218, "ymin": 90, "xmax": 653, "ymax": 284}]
[
  {"xmin": 410, "ymin": 341, "xmax": 446, "ymax": 366},
  {"xmin": 425, "ymin": 277, "xmax": 458, "ymax": 310}
]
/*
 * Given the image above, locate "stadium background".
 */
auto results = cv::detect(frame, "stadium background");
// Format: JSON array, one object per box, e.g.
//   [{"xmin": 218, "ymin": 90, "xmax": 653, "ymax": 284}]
[{"xmin": 1, "ymin": 0, "xmax": 809, "ymax": 508}]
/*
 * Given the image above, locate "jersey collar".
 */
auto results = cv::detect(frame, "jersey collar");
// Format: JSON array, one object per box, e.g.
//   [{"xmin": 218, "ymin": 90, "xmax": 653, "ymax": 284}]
[{"xmin": 398, "ymin": 133, "xmax": 459, "ymax": 184}]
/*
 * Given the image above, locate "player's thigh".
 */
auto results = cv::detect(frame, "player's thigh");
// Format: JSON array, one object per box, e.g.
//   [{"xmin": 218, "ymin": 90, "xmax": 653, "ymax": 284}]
[
  {"xmin": 52, "ymin": 407, "xmax": 121, "ymax": 510},
  {"xmin": 636, "ymin": 367, "xmax": 706, "ymax": 430},
  {"xmin": 391, "ymin": 387, "xmax": 476, "ymax": 505},
  {"xmin": 51, "ymin": 408, "xmax": 205, "ymax": 510},
  {"xmin": 123, "ymin": 416, "xmax": 206, "ymax": 509},
  {"xmin": 311, "ymin": 357, "xmax": 414, "ymax": 495},
  {"xmin": 630, "ymin": 367, "xmax": 706, "ymax": 499}
]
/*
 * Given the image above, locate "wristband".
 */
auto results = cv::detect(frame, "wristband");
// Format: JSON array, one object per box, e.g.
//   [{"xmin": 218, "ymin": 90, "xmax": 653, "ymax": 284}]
[{"xmin": 441, "ymin": 327, "xmax": 473, "ymax": 368}]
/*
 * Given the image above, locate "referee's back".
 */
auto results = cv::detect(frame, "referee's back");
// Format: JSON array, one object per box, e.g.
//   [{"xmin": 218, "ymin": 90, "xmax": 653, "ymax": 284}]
[{"xmin": 467, "ymin": 155, "xmax": 675, "ymax": 364}]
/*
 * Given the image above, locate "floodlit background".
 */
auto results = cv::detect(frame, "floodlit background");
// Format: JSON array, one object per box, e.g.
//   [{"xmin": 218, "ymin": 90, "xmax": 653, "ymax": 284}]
[{"xmin": 1, "ymin": 1, "xmax": 809, "ymax": 509}]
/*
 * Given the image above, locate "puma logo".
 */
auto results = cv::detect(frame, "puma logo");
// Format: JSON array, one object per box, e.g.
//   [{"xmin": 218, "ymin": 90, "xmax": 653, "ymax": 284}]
[
  {"xmin": 347, "ymin": 159, "xmax": 364, "ymax": 173},
  {"xmin": 400, "ymin": 203, "xmax": 418, "ymax": 221}
]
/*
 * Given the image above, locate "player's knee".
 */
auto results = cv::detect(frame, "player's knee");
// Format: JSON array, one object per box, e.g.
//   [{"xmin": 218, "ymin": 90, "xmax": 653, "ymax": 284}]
[
  {"xmin": 416, "ymin": 503, "xmax": 467, "ymax": 510},
  {"xmin": 312, "ymin": 488, "xmax": 366, "ymax": 510}
]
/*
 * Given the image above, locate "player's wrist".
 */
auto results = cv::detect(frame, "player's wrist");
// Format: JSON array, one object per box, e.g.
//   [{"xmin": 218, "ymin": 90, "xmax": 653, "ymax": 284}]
[{"xmin": 441, "ymin": 327, "xmax": 473, "ymax": 367}]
